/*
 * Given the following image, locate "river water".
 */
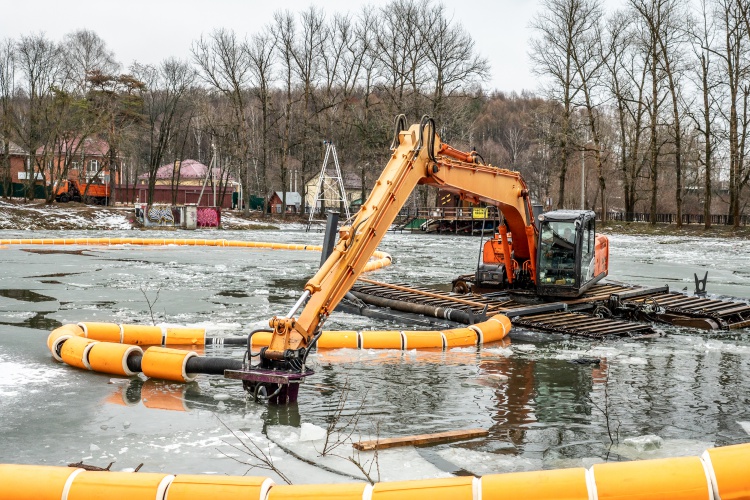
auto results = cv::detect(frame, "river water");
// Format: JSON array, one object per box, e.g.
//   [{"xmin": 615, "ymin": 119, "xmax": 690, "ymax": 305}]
[{"xmin": 0, "ymin": 228, "xmax": 748, "ymax": 484}]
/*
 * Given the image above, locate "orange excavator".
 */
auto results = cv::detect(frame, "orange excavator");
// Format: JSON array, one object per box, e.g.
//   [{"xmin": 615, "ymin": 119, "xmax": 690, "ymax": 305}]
[{"xmin": 237, "ymin": 116, "xmax": 609, "ymax": 402}]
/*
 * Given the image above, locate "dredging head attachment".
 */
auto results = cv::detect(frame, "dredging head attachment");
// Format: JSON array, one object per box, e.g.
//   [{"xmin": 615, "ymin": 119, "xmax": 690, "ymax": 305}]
[{"xmin": 224, "ymin": 328, "xmax": 314, "ymax": 404}]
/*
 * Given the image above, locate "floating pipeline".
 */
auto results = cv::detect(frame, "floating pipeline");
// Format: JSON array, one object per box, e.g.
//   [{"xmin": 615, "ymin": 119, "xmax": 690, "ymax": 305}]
[
  {"xmin": 0, "ymin": 237, "xmax": 393, "ymax": 273},
  {"xmin": 1, "ymin": 442, "xmax": 749, "ymax": 499},
  {"xmin": 47, "ymin": 316, "xmax": 511, "ymax": 383}
]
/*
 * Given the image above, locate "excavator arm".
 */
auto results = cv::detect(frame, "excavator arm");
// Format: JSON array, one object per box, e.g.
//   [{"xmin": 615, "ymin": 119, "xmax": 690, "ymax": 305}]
[{"xmin": 263, "ymin": 118, "xmax": 537, "ymax": 367}]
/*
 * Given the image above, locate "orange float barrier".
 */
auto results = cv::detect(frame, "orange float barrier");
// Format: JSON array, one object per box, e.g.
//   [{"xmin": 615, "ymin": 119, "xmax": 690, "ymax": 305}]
[
  {"xmin": 66, "ymin": 470, "xmax": 174, "ymax": 500},
  {"xmin": 481, "ymin": 467, "xmax": 590, "ymax": 500},
  {"xmin": 141, "ymin": 346, "xmax": 197, "ymax": 382},
  {"xmin": 591, "ymin": 456, "xmax": 711, "ymax": 500},
  {"xmin": 60, "ymin": 336, "xmax": 98, "ymax": 370},
  {"xmin": 167, "ymin": 474, "xmax": 274, "ymax": 500},
  {"xmin": 702, "ymin": 442, "xmax": 750, "ymax": 500},
  {"xmin": 121, "ymin": 324, "xmax": 163, "ymax": 345},
  {"xmin": 78, "ymin": 322, "xmax": 122, "ymax": 343},
  {"xmin": 165, "ymin": 327, "xmax": 206, "ymax": 345},
  {"xmin": 87, "ymin": 343, "xmax": 143, "ymax": 376},
  {"xmin": 316, "ymin": 330, "xmax": 360, "ymax": 349},
  {"xmin": 250, "ymin": 314, "xmax": 511, "ymax": 351},
  {"xmin": 267, "ymin": 482, "xmax": 371, "ymax": 500},
  {"xmin": 361, "ymin": 330, "xmax": 403, "ymax": 349},
  {"xmin": 0, "ymin": 464, "xmax": 83, "ymax": 500},
  {"xmin": 371, "ymin": 476, "xmax": 477, "ymax": 500},
  {"xmin": 4, "ymin": 444, "xmax": 750, "ymax": 499}
]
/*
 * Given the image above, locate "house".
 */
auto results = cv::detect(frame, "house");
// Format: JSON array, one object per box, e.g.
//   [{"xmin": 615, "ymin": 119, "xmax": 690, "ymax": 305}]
[
  {"xmin": 269, "ymin": 191, "xmax": 302, "ymax": 214},
  {"xmin": 36, "ymin": 136, "xmax": 116, "ymax": 184},
  {"xmin": 304, "ymin": 170, "xmax": 365, "ymax": 213},
  {"xmin": 1, "ymin": 139, "xmax": 32, "ymax": 183},
  {"xmin": 133, "ymin": 159, "xmax": 239, "ymax": 208}
]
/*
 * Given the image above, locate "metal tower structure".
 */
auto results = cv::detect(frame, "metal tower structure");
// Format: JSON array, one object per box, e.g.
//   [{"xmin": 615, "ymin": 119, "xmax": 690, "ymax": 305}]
[{"xmin": 307, "ymin": 141, "xmax": 350, "ymax": 231}]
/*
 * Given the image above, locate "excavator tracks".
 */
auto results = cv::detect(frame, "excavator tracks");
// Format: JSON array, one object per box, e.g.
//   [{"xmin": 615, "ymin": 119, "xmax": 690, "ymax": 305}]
[{"xmin": 350, "ymin": 278, "xmax": 750, "ymax": 338}]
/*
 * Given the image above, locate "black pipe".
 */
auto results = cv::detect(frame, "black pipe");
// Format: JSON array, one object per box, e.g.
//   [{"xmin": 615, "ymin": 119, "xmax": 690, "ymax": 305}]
[
  {"xmin": 185, "ymin": 356, "xmax": 243, "ymax": 375},
  {"xmin": 349, "ymin": 291, "xmax": 482, "ymax": 324},
  {"xmin": 125, "ymin": 353, "xmax": 243, "ymax": 376}
]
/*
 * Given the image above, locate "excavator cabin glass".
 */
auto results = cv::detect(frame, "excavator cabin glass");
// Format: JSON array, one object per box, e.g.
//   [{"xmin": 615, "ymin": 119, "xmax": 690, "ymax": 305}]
[{"xmin": 536, "ymin": 210, "xmax": 598, "ymax": 298}]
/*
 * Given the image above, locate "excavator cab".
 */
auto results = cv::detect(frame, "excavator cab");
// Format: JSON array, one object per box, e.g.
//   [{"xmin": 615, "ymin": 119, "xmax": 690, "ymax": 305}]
[{"xmin": 535, "ymin": 210, "xmax": 604, "ymax": 297}]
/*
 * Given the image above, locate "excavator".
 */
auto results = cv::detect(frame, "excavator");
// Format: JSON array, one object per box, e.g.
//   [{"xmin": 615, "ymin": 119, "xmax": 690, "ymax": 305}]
[{"xmin": 235, "ymin": 116, "xmax": 610, "ymax": 402}]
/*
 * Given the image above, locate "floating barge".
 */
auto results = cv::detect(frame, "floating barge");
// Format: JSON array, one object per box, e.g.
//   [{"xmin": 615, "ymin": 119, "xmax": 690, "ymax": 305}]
[{"xmin": 349, "ymin": 278, "xmax": 750, "ymax": 338}]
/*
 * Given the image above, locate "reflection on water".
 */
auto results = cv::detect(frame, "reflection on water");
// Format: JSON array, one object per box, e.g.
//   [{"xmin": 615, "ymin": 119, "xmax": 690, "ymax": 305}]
[{"xmin": 0, "ymin": 228, "xmax": 748, "ymax": 480}]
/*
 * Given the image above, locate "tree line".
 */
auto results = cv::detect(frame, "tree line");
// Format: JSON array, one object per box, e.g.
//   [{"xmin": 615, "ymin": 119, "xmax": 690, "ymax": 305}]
[{"xmin": 0, "ymin": 0, "xmax": 748, "ymax": 227}]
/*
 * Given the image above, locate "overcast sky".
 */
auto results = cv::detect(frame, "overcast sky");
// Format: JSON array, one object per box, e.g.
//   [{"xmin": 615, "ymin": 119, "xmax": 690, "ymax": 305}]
[{"xmin": 0, "ymin": 0, "xmax": 624, "ymax": 94}]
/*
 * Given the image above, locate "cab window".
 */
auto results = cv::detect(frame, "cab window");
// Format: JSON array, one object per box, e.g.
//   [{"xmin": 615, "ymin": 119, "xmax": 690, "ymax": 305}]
[{"xmin": 538, "ymin": 221, "xmax": 577, "ymax": 286}]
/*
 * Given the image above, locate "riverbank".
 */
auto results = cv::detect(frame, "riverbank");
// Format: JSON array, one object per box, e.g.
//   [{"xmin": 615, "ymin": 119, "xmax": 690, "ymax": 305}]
[
  {"xmin": 599, "ymin": 220, "xmax": 750, "ymax": 239},
  {"xmin": 0, "ymin": 200, "xmax": 292, "ymax": 231}
]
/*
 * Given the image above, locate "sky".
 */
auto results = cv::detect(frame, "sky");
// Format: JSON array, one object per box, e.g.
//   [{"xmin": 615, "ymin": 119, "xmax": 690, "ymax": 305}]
[{"xmin": 0, "ymin": 0, "xmax": 622, "ymax": 94}]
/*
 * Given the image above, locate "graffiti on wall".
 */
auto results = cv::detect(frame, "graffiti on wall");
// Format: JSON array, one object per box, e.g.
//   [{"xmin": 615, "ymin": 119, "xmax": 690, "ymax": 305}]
[
  {"xmin": 197, "ymin": 207, "xmax": 220, "ymax": 227},
  {"xmin": 147, "ymin": 206, "xmax": 175, "ymax": 225}
]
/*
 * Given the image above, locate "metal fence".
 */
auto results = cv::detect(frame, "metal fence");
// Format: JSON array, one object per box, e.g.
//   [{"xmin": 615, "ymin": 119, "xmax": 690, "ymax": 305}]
[
  {"xmin": 603, "ymin": 212, "xmax": 749, "ymax": 226},
  {"xmin": 393, "ymin": 207, "xmax": 749, "ymax": 227}
]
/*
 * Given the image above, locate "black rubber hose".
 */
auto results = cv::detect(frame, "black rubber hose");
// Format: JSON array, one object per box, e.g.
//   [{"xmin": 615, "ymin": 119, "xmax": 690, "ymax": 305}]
[
  {"xmin": 125, "ymin": 353, "xmax": 243, "ymax": 375},
  {"xmin": 205, "ymin": 337, "xmax": 247, "ymax": 346},
  {"xmin": 185, "ymin": 356, "xmax": 243, "ymax": 375}
]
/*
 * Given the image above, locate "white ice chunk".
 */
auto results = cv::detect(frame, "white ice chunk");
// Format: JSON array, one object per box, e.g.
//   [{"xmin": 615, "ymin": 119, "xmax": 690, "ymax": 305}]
[
  {"xmin": 623, "ymin": 435, "xmax": 662, "ymax": 452},
  {"xmin": 738, "ymin": 422, "xmax": 750, "ymax": 435},
  {"xmin": 299, "ymin": 423, "xmax": 327, "ymax": 442},
  {"xmin": 437, "ymin": 447, "xmax": 543, "ymax": 476},
  {"xmin": 267, "ymin": 425, "xmax": 451, "ymax": 482}
]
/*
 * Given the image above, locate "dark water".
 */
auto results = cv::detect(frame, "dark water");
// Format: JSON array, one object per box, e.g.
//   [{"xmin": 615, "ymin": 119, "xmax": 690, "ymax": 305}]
[{"xmin": 0, "ymin": 228, "xmax": 748, "ymax": 483}]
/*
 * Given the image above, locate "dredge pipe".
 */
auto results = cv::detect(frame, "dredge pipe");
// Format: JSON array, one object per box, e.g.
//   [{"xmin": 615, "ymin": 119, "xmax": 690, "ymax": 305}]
[
  {"xmin": 125, "ymin": 353, "xmax": 242, "ymax": 376},
  {"xmin": 350, "ymin": 290, "xmax": 482, "ymax": 324}
]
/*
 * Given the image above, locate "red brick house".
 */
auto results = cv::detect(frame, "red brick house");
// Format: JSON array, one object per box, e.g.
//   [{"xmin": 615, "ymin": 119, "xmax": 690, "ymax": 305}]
[
  {"xmin": 36, "ymin": 136, "xmax": 116, "ymax": 184},
  {"xmin": 1, "ymin": 139, "xmax": 32, "ymax": 183}
]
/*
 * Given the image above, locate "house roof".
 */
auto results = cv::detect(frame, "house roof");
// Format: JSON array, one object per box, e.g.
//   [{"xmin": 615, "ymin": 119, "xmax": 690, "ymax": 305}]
[
  {"xmin": 139, "ymin": 159, "xmax": 237, "ymax": 183},
  {"xmin": 309, "ymin": 170, "xmax": 363, "ymax": 190},
  {"xmin": 0, "ymin": 139, "xmax": 27, "ymax": 156},
  {"xmin": 35, "ymin": 136, "xmax": 110, "ymax": 156},
  {"xmin": 273, "ymin": 191, "xmax": 302, "ymax": 205}
]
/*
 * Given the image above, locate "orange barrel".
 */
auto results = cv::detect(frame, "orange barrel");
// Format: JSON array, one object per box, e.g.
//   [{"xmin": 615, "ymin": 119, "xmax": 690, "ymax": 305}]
[
  {"xmin": 140, "ymin": 379, "xmax": 188, "ymax": 412},
  {"xmin": 88, "ymin": 343, "xmax": 143, "ymax": 376},
  {"xmin": 402, "ymin": 330, "xmax": 445, "ymax": 349},
  {"xmin": 317, "ymin": 331, "xmax": 360, "ymax": 349},
  {"xmin": 78, "ymin": 322, "xmax": 122, "ymax": 343},
  {"xmin": 166, "ymin": 474, "xmax": 274, "ymax": 500},
  {"xmin": 250, "ymin": 331, "xmax": 273, "ymax": 350},
  {"xmin": 471, "ymin": 315, "xmax": 511, "ymax": 344},
  {"xmin": 268, "ymin": 482, "xmax": 371, "ymax": 500},
  {"xmin": 0, "ymin": 464, "xmax": 83, "ymax": 500},
  {"xmin": 360, "ymin": 330, "xmax": 403, "ymax": 349},
  {"xmin": 165, "ymin": 327, "xmax": 206, "ymax": 346},
  {"xmin": 481, "ymin": 467, "xmax": 590, "ymax": 500},
  {"xmin": 591, "ymin": 456, "xmax": 711, "ymax": 500},
  {"xmin": 121, "ymin": 324, "xmax": 164, "ymax": 346},
  {"xmin": 443, "ymin": 327, "xmax": 478, "ymax": 347},
  {"xmin": 702, "ymin": 443, "xmax": 750, "ymax": 500},
  {"xmin": 141, "ymin": 347, "xmax": 198, "ymax": 382},
  {"xmin": 67, "ymin": 470, "xmax": 174, "ymax": 500},
  {"xmin": 372, "ymin": 476, "xmax": 476, "ymax": 500},
  {"xmin": 60, "ymin": 336, "xmax": 98, "ymax": 370}
]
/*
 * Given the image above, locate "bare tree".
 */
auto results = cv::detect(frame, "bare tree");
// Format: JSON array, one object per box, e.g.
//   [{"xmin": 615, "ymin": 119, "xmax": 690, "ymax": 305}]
[
  {"xmin": 246, "ymin": 29, "xmax": 277, "ymax": 214},
  {"xmin": 132, "ymin": 58, "xmax": 193, "ymax": 205},
  {"xmin": 0, "ymin": 39, "xmax": 15, "ymax": 198},
  {"xmin": 63, "ymin": 29, "xmax": 119, "ymax": 95},
  {"xmin": 530, "ymin": 0, "xmax": 585, "ymax": 209}
]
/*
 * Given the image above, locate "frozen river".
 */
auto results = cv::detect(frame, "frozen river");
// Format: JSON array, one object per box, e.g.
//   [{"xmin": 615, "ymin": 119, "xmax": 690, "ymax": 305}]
[{"xmin": 0, "ymin": 228, "xmax": 748, "ymax": 484}]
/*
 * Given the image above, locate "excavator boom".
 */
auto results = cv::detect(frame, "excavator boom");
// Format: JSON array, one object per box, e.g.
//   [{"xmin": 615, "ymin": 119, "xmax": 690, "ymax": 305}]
[{"xmin": 264, "ymin": 118, "xmax": 537, "ymax": 365}]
